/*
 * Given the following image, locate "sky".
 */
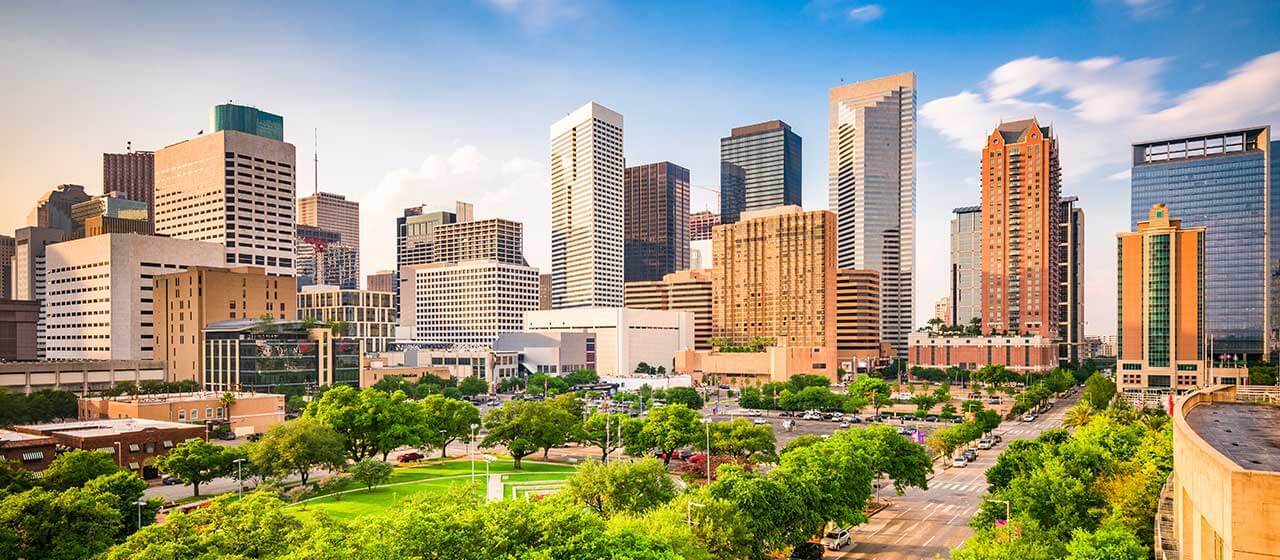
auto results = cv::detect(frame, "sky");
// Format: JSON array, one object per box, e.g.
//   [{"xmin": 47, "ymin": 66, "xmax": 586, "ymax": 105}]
[{"xmin": 3, "ymin": 0, "xmax": 1280, "ymax": 335}]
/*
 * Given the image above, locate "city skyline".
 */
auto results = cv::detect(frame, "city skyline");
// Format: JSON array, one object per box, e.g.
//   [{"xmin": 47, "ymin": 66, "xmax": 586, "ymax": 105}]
[{"xmin": 4, "ymin": 2, "xmax": 1280, "ymax": 334}]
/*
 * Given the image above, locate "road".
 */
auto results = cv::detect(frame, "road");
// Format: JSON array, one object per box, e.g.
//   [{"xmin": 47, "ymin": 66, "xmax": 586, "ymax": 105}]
[{"xmin": 830, "ymin": 393, "xmax": 1076, "ymax": 560}]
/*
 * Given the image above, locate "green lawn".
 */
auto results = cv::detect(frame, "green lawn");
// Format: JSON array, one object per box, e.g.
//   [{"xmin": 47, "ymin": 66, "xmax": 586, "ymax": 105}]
[{"xmin": 289, "ymin": 459, "xmax": 577, "ymax": 521}]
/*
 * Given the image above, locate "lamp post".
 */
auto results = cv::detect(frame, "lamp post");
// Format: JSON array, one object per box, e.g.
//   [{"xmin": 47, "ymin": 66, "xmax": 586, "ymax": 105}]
[
  {"xmin": 233, "ymin": 458, "xmax": 245, "ymax": 498},
  {"xmin": 468, "ymin": 424, "xmax": 479, "ymax": 482},
  {"xmin": 700, "ymin": 417, "xmax": 712, "ymax": 483},
  {"xmin": 986, "ymin": 498, "xmax": 1011, "ymax": 524},
  {"xmin": 133, "ymin": 500, "xmax": 147, "ymax": 531},
  {"xmin": 113, "ymin": 441, "xmax": 122, "ymax": 467}
]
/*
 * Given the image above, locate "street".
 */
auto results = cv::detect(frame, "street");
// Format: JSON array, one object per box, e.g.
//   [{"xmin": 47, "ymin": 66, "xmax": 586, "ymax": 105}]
[{"xmin": 829, "ymin": 393, "xmax": 1075, "ymax": 560}]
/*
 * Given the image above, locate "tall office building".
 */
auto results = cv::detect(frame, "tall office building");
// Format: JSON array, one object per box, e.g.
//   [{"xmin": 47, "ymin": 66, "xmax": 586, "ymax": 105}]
[
  {"xmin": 624, "ymin": 162, "xmax": 690, "ymax": 282},
  {"xmin": 1058, "ymin": 197, "xmax": 1085, "ymax": 363},
  {"xmin": 433, "ymin": 218, "xmax": 526, "ymax": 265},
  {"xmin": 1131, "ymin": 127, "xmax": 1278, "ymax": 360},
  {"xmin": 626, "ymin": 269, "xmax": 713, "ymax": 350},
  {"xmin": 12, "ymin": 227, "xmax": 65, "ymax": 358},
  {"xmin": 155, "ymin": 107, "xmax": 297, "ymax": 276},
  {"xmin": 0, "ymin": 235, "xmax": 13, "ymax": 300},
  {"xmin": 298, "ymin": 192, "xmax": 360, "ymax": 280},
  {"xmin": 395, "ymin": 202, "xmax": 471, "ymax": 311},
  {"xmin": 836, "ymin": 269, "xmax": 883, "ymax": 362},
  {"xmin": 103, "ymin": 151, "xmax": 155, "ymax": 222},
  {"xmin": 949, "ymin": 205, "xmax": 981, "ymax": 327},
  {"xmin": 403, "ymin": 260, "xmax": 539, "ymax": 345},
  {"xmin": 719, "ymin": 120, "xmax": 802, "ymax": 225},
  {"xmin": 712, "ymin": 206, "xmax": 836, "ymax": 349},
  {"xmin": 979, "ymin": 118, "xmax": 1061, "ymax": 338},
  {"xmin": 28, "ymin": 184, "xmax": 91, "ymax": 233},
  {"xmin": 549, "ymin": 102, "xmax": 624, "ymax": 309},
  {"xmin": 210, "ymin": 103, "xmax": 284, "ymax": 141},
  {"xmin": 538, "ymin": 273, "xmax": 552, "ymax": 310},
  {"xmin": 1116, "ymin": 205, "xmax": 1213, "ymax": 391},
  {"xmin": 154, "ymin": 266, "xmax": 297, "ymax": 382},
  {"xmin": 689, "ymin": 210, "xmax": 720, "ymax": 242},
  {"xmin": 827, "ymin": 72, "xmax": 916, "ymax": 358},
  {"xmin": 295, "ymin": 225, "xmax": 358, "ymax": 289}
]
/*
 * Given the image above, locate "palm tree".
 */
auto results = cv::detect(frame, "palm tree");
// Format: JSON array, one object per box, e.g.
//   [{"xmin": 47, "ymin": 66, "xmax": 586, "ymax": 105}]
[{"xmin": 1063, "ymin": 402, "xmax": 1094, "ymax": 428}]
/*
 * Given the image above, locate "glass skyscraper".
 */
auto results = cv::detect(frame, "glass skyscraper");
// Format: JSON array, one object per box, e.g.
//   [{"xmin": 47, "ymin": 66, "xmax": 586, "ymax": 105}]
[
  {"xmin": 211, "ymin": 103, "xmax": 284, "ymax": 141},
  {"xmin": 1130, "ymin": 126, "xmax": 1276, "ymax": 359},
  {"xmin": 719, "ymin": 120, "xmax": 802, "ymax": 225}
]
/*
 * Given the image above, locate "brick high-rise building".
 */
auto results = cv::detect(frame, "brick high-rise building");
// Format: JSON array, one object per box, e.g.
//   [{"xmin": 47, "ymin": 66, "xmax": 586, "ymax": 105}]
[
  {"xmin": 298, "ymin": 192, "xmax": 360, "ymax": 280},
  {"xmin": 719, "ymin": 120, "xmax": 801, "ymax": 225},
  {"xmin": 689, "ymin": 210, "xmax": 720, "ymax": 242},
  {"xmin": 712, "ymin": 206, "xmax": 836, "ymax": 349},
  {"xmin": 624, "ymin": 162, "xmax": 690, "ymax": 282},
  {"xmin": 103, "ymin": 151, "xmax": 155, "ymax": 222},
  {"xmin": 626, "ymin": 269, "xmax": 713, "ymax": 350},
  {"xmin": 836, "ymin": 269, "xmax": 882, "ymax": 363},
  {"xmin": 980, "ymin": 118, "xmax": 1061, "ymax": 338},
  {"xmin": 366, "ymin": 270, "xmax": 394, "ymax": 293}
]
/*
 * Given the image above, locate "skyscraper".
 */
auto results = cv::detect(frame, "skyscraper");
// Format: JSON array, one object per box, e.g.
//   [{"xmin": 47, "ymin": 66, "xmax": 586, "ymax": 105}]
[
  {"xmin": 295, "ymin": 225, "xmax": 358, "ymax": 289},
  {"xmin": 28, "ymin": 184, "xmax": 91, "ymax": 233},
  {"xmin": 550, "ymin": 101, "xmax": 624, "ymax": 309},
  {"xmin": 949, "ymin": 205, "xmax": 981, "ymax": 327},
  {"xmin": 1058, "ymin": 196, "xmax": 1085, "ymax": 363},
  {"xmin": 624, "ymin": 162, "xmax": 690, "ymax": 282},
  {"xmin": 12, "ymin": 226, "xmax": 65, "ymax": 358},
  {"xmin": 1131, "ymin": 127, "xmax": 1278, "ymax": 360},
  {"xmin": 155, "ymin": 108, "xmax": 297, "ymax": 276},
  {"xmin": 0, "ymin": 235, "xmax": 13, "ymax": 300},
  {"xmin": 103, "ymin": 150, "xmax": 155, "ymax": 222},
  {"xmin": 980, "ymin": 118, "xmax": 1061, "ymax": 338},
  {"xmin": 394, "ymin": 201, "xmax": 472, "ymax": 316},
  {"xmin": 366, "ymin": 270, "xmax": 394, "ymax": 293},
  {"xmin": 298, "ymin": 192, "xmax": 360, "ymax": 280},
  {"xmin": 689, "ymin": 210, "xmax": 720, "ymax": 242},
  {"xmin": 827, "ymin": 72, "xmax": 916, "ymax": 357},
  {"xmin": 719, "ymin": 120, "xmax": 801, "ymax": 225},
  {"xmin": 210, "ymin": 103, "xmax": 284, "ymax": 141}
]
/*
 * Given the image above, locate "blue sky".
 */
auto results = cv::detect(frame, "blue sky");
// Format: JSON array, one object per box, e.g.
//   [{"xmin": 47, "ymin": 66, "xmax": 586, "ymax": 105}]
[{"xmin": 3, "ymin": 0, "xmax": 1279, "ymax": 334}]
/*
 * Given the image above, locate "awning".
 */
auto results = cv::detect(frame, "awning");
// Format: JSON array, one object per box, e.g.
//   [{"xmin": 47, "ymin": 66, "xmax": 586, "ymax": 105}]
[
  {"xmin": 96, "ymin": 447, "xmax": 115, "ymax": 454},
  {"xmin": 21, "ymin": 451, "xmax": 43, "ymax": 461},
  {"xmin": 128, "ymin": 444, "xmax": 141, "ymax": 452},
  {"xmin": 162, "ymin": 441, "xmax": 173, "ymax": 448},
  {"xmin": 128, "ymin": 462, "xmax": 140, "ymax": 470}
]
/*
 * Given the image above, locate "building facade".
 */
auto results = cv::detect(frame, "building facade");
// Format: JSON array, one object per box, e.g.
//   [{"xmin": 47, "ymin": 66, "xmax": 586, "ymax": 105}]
[
  {"xmin": 950, "ymin": 205, "xmax": 982, "ymax": 327},
  {"xmin": 538, "ymin": 273, "xmax": 552, "ymax": 310},
  {"xmin": 719, "ymin": 120, "xmax": 802, "ymax": 225},
  {"xmin": 28, "ymin": 184, "xmax": 91, "ymax": 232},
  {"xmin": 404, "ymin": 260, "xmax": 539, "ymax": 346},
  {"xmin": 155, "ymin": 125, "xmax": 297, "ymax": 276},
  {"xmin": 14, "ymin": 418, "xmax": 205, "ymax": 476},
  {"xmin": 0, "ymin": 430, "xmax": 57, "ymax": 472},
  {"xmin": 395, "ymin": 201, "xmax": 472, "ymax": 315},
  {"xmin": 43, "ymin": 234, "xmax": 224, "ymax": 361},
  {"xmin": 70, "ymin": 194, "xmax": 149, "ymax": 238},
  {"xmin": 367, "ymin": 270, "xmax": 393, "ymax": 293},
  {"xmin": 210, "ymin": 103, "xmax": 284, "ymax": 141},
  {"xmin": 676, "ymin": 345, "xmax": 840, "ymax": 387},
  {"xmin": 0, "ymin": 234, "xmax": 13, "ymax": 301},
  {"xmin": 433, "ymin": 218, "xmax": 526, "ymax": 265},
  {"xmin": 203, "ymin": 319, "xmax": 361, "ymax": 393},
  {"xmin": 712, "ymin": 206, "xmax": 837, "ymax": 349},
  {"xmin": 689, "ymin": 210, "xmax": 719, "ymax": 242},
  {"xmin": 1058, "ymin": 196, "xmax": 1085, "ymax": 363},
  {"xmin": 0, "ymin": 300, "xmax": 39, "ymax": 361},
  {"xmin": 934, "ymin": 296, "xmax": 951, "ymax": 324},
  {"xmin": 78, "ymin": 392, "xmax": 286, "ymax": 435},
  {"xmin": 153, "ymin": 266, "xmax": 297, "ymax": 383},
  {"xmin": 0, "ymin": 360, "xmax": 165, "ymax": 395},
  {"xmin": 907, "ymin": 333, "xmax": 1060, "ymax": 373},
  {"xmin": 836, "ymin": 269, "xmax": 883, "ymax": 363},
  {"xmin": 295, "ymin": 224, "xmax": 358, "ymax": 289},
  {"xmin": 297, "ymin": 285, "xmax": 395, "ymax": 353},
  {"xmin": 625, "ymin": 269, "xmax": 713, "ymax": 350},
  {"xmin": 103, "ymin": 150, "xmax": 155, "ymax": 222},
  {"xmin": 1131, "ymin": 127, "xmax": 1278, "ymax": 360},
  {"xmin": 624, "ymin": 162, "xmax": 690, "ymax": 282},
  {"xmin": 550, "ymin": 102, "xmax": 625, "ymax": 309},
  {"xmin": 827, "ymin": 72, "xmax": 917, "ymax": 358},
  {"xmin": 524, "ymin": 308, "xmax": 694, "ymax": 376},
  {"xmin": 12, "ymin": 227, "xmax": 66, "ymax": 358},
  {"xmin": 980, "ymin": 118, "xmax": 1062, "ymax": 338},
  {"xmin": 298, "ymin": 192, "xmax": 359, "ymax": 279}
]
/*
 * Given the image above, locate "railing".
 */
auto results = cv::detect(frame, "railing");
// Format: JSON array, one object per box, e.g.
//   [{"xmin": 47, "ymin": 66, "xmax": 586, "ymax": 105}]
[
  {"xmin": 1234, "ymin": 385, "xmax": 1280, "ymax": 404},
  {"xmin": 1154, "ymin": 474, "xmax": 1179, "ymax": 560}
]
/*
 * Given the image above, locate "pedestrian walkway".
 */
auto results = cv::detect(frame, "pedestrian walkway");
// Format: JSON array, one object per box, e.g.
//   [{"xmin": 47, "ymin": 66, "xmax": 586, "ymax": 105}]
[{"xmin": 486, "ymin": 474, "xmax": 503, "ymax": 501}]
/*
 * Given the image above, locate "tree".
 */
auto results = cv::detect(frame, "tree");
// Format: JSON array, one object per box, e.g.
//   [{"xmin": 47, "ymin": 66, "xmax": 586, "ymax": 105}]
[
  {"xmin": 910, "ymin": 393, "xmax": 939, "ymax": 416},
  {"xmin": 1064, "ymin": 522, "xmax": 1148, "ymax": 560},
  {"xmin": 105, "ymin": 492, "xmax": 303, "ymax": 560},
  {"xmin": 0, "ymin": 487, "xmax": 121, "ymax": 560},
  {"xmin": 150, "ymin": 439, "xmax": 234, "ymax": 497},
  {"xmin": 706, "ymin": 418, "xmax": 777, "ymax": 463},
  {"xmin": 1082, "ymin": 373, "xmax": 1116, "ymax": 409},
  {"xmin": 627, "ymin": 404, "xmax": 702, "ymax": 465},
  {"xmin": 578, "ymin": 412, "xmax": 631, "ymax": 460},
  {"xmin": 256, "ymin": 312, "xmax": 278, "ymax": 333},
  {"xmin": 248, "ymin": 417, "xmax": 346, "ymax": 487},
  {"xmin": 635, "ymin": 361, "xmax": 654, "ymax": 375},
  {"xmin": 849, "ymin": 375, "xmax": 891, "ymax": 417},
  {"xmin": 961, "ymin": 399, "xmax": 984, "ymax": 415},
  {"xmin": 420, "ymin": 394, "xmax": 482, "ymax": 458},
  {"xmin": 1064, "ymin": 402, "xmax": 1095, "ymax": 428},
  {"xmin": 525, "ymin": 372, "xmax": 569, "ymax": 396},
  {"xmin": 305, "ymin": 385, "xmax": 425, "ymax": 462},
  {"xmin": 482, "ymin": 400, "xmax": 568, "ymax": 469},
  {"xmin": 349, "ymin": 458, "xmax": 393, "ymax": 491},
  {"xmin": 40, "ymin": 449, "xmax": 120, "ymax": 491},
  {"xmin": 564, "ymin": 368, "xmax": 600, "ymax": 386},
  {"xmin": 457, "ymin": 376, "xmax": 488, "ymax": 397},
  {"xmin": 83, "ymin": 470, "xmax": 158, "ymax": 538},
  {"xmin": 709, "ymin": 466, "xmax": 811, "ymax": 557},
  {"xmin": 219, "ymin": 391, "xmax": 237, "ymax": 412},
  {"xmin": 663, "ymin": 386, "xmax": 704, "ymax": 410},
  {"xmin": 781, "ymin": 434, "xmax": 825, "ymax": 455},
  {"xmin": 561, "ymin": 458, "xmax": 676, "ymax": 517},
  {"xmin": 0, "ymin": 460, "xmax": 35, "ymax": 497}
]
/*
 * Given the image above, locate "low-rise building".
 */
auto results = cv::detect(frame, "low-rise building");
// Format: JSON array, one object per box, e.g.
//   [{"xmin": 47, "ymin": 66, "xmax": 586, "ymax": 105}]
[
  {"xmin": 0, "ymin": 430, "xmax": 57, "ymax": 471},
  {"xmin": 0, "ymin": 360, "xmax": 165, "ymax": 395},
  {"xmin": 675, "ymin": 344, "xmax": 840, "ymax": 387},
  {"xmin": 78, "ymin": 391, "xmax": 285, "ymax": 435},
  {"xmin": 297, "ymin": 285, "xmax": 395, "ymax": 353},
  {"xmin": 366, "ymin": 270, "xmax": 394, "ymax": 294},
  {"xmin": 13, "ymin": 418, "xmax": 205, "ymax": 476},
  {"xmin": 625, "ymin": 269, "xmax": 712, "ymax": 350},
  {"xmin": 0, "ymin": 299, "xmax": 39, "ymax": 361},
  {"xmin": 363, "ymin": 346, "xmax": 518, "ymax": 385},
  {"xmin": 493, "ymin": 331, "xmax": 596, "ymax": 375},
  {"xmin": 907, "ymin": 333, "xmax": 1060, "ymax": 373},
  {"xmin": 524, "ymin": 307, "xmax": 694, "ymax": 376},
  {"xmin": 203, "ymin": 319, "xmax": 362, "ymax": 393}
]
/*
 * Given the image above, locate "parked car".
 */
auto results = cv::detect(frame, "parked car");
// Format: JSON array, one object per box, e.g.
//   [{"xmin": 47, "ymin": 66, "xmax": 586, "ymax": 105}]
[
  {"xmin": 924, "ymin": 415, "xmax": 938, "ymax": 423},
  {"xmin": 218, "ymin": 431, "xmax": 237, "ymax": 441},
  {"xmin": 963, "ymin": 449, "xmax": 978, "ymax": 462},
  {"xmin": 838, "ymin": 421, "xmax": 850, "ymax": 429},
  {"xmin": 821, "ymin": 527, "xmax": 852, "ymax": 550},
  {"xmin": 950, "ymin": 417, "xmax": 963, "ymax": 424},
  {"xmin": 246, "ymin": 433, "xmax": 263, "ymax": 442},
  {"xmin": 978, "ymin": 439, "xmax": 994, "ymax": 450},
  {"xmin": 779, "ymin": 411, "xmax": 795, "ymax": 417},
  {"xmin": 397, "ymin": 452, "xmax": 425, "ymax": 463},
  {"xmin": 902, "ymin": 414, "xmax": 916, "ymax": 422},
  {"xmin": 952, "ymin": 456, "xmax": 968, "ymax": 468},
  {"xmin": 896, "ymin": 426, "xmax": 911, "ymax": 435},
  {"xmin": 1022, "ymin": 413, "xmax": 1036, "ymax": 422},
  {"xmin": 752, "ymin": 418, "xmax": 768, "ymax": 425},
  {"xmin": 846, "ymin": 415, "xmax": 862, "ymax": 423},
  {"xmin": 744, "ymin": 409, "xmax": 762, "ymax": 417},
  {"xmin": 790, "ymin": 542, "xmax": 825, "ymax": 560},
  {"xmin": 162, "ymin": 475, "xmax": 180, "ymax": 485}
]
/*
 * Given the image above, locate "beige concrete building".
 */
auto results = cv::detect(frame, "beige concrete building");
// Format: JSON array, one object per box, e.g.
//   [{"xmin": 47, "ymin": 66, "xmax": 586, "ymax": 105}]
[
  {"xmin": 0, "ymin": 360, "xmax": 165, "ymax": 395},
  {"xmin": 525, "ymin": 308, "xmax": 693, "ymax": 375},
  {"xmin": 154, "ymin": 266, "xmax": 297, "ymax": 383},
  {"xmin": 297, "ymin": 285, "xmax": 395, "ymax": 352},
  {"xmin": 1164, "ymin": 385, "xmax": 1280, "ymax": 560},
  {"xmin": 78, "ymin": 392, "xmax": 286, "ymax": 435},
  {"xmin": 155, "ymin": 129, "xmax": 297, "ymax": 276},
  {"xmin": 675, "ymin": 344, "xmax": 840, "ymax": 387},
  {"xmin": 625, "ymin": 269, "xmax": 713, "ymax": 350},
  {"xmin": 298, "ymin": 192, "xmax": 359, "ymax": 275},
  {"xmin": 433, "ymin": 218, "xmax": 526, "ymax": 265},
  {"xmin": 712, "ymin": 205, "xmax": 837, "ymax": 349},
  {"xmin": 367, "ymin": 270, "xmax": 394, "ymax": 293}
]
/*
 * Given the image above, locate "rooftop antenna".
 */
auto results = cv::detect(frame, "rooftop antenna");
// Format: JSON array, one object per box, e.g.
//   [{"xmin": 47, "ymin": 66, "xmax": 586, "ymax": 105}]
[{"xmin": 313, "ymin": 128, "xmax": 319, "ymax": 196}]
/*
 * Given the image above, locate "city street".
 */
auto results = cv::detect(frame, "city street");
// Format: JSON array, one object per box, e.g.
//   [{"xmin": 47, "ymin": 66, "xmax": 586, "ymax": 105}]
[{"xmin": 830, "ymin": 393, "xmax": 1076, "ymax": 560}]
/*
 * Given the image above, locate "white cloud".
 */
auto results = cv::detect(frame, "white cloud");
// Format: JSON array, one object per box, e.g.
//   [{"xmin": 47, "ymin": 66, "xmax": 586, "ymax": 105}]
[
  {"xmin": 847, "ymin": 4, "xmax": 884, "ymax": 23},
  {"xmin": 357, "ymin": 145, "xmax": 550, "ymax": 277}
]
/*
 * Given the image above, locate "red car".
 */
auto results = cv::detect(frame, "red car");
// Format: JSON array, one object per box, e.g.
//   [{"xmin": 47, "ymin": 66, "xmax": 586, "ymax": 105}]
[{"xmin": 397, "ymin": 452, "xmax": 424, "ymax": 463}]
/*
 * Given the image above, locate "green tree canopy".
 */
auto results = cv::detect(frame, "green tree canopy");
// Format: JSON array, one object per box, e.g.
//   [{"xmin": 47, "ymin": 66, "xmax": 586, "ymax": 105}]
[
  {"xmin": 705, "ymin": 418, "xmax": 777, "ymax": 463},
  {"xmin": 482, "ymin": 399, "xmax": 571, "ymax": 469},
  {"xmin": 457, "ymin": 376, "xmax": 488, "ymax": 397},
  {"xmin": 1082, "ymin": 372, "xmax": 1117, "ymax": 409},
  {"xmin": 662, "ymin": 386, "xmax": 704, "ymax": 410},
  {"xmin": 561, "ymin": 457, "xmax": 677, "ymax": 518},
  {"xmin": 625, "ymin": 404, "xmax": 702, "ymax": 465},
  {"xmin": 248, "ymin": 417, "xmax": 346, "ymax": 486},
  {"xmin": 305, "ymin": 385, "xmax": 426, "ymax": 462},
  {"xmin": 0, "ymin": 487, "xmax": 121, "ymax": 560},
  {"xmin": 349, "ymin": 458, "xmax": 394, "ymax": 491},
  {"xmin": 577, "ymin": 412, "xmax": 632, "ymax": 461},
  {"xmin": 150, "ymin": 439, "xmax": 234, "ymax": 497},
  {"xmin": 420, "ymin": 394, "xmax": 482, "ymax": 458},
  {"xmin": 40, "ymin": 449, "xmax": 121, "ymax": 491},
  {"xmin": 105, "ymin": 492, "xmax": 303, "ymax": 560}
]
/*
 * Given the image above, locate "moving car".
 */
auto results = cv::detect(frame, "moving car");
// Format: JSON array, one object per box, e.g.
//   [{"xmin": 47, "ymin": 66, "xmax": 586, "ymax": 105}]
[
  {"xmin": 925, "ymin": 415, "xmax": 938, "ymax": 423},
  {"xmin": 752, "ymin": 417, "xmax": 768, "ymax": 425},
  {"xmin": 790, "ymin": 542, "xmax": 825, "ymax": 560},
  {"xmin": 162, "ymin": 475, "xmax": 180, "ymax": 485},
  {"xmin": 963, "ymin": 449, "xmax": 978, "ymax": 462},
  {"xmin": 821, "ymin": 527, "xmax": 852, "ymax": 550},
  {"xmin": 978, "ymin": 439, "xmax": 994, "ymax": 450},
  {"xmin": 952, "ymin": 456, "xmax": 967, "ymax": 468},
  {"xmin": 1022, "ymin": 413, "xmax": 1037, "ymax": 422}
]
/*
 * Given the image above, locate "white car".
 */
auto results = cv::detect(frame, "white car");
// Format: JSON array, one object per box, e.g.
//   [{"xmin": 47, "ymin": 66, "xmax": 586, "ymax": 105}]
[
  {"xmin": 978, "ymin": 439, "xmax": 994, "ymax": 450},
  {"xmin": 752, "ymin": 418, "xmax": 768, "ymax": 425},
  {"xmin": 952, "ymin": 456, "xmax": 968, "ymax": 468},
  {"xmin": 745, "ymin": 409, "xmax": 762, "ymax": 417},
  {"xmin": 1022, "ymin": 413, "xmax": 1036, "ymax": 422},
  {"xmin": 821, "ymin": 527, "xmax": 852, "ymax": 550}
]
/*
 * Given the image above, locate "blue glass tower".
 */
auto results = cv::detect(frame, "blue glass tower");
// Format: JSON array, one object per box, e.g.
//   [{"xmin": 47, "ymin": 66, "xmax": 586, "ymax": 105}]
[
  {"xmin": 1130, "ymin": 127, "xmax": 1276, "ymax": 360},
  {"xmin": 210, "ymin": 103, "xmax": 284, "ymax": 141}
]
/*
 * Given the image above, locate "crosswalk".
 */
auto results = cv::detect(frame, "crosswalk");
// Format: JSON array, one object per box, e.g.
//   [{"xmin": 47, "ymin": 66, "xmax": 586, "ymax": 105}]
[{"xmin": 928, "ymin": 481, "xmax": 987, "ymax": 494}]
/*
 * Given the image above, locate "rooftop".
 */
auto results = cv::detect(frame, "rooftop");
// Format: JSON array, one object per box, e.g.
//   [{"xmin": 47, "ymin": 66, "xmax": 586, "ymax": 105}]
[
  {"xmin": 0, "ymin": 429, "xmax": 55, "ymax": 444},
  {"xmin": 80, "ymin": 391, "xmax": 279, "ymax": 405},
  {"xmin": 15, "ymin": 418, "xmax": 199, "ymax": 438},
  {"xmin": 1185, "ymin": 401, "xmax": 1280, "ymax": 472}
]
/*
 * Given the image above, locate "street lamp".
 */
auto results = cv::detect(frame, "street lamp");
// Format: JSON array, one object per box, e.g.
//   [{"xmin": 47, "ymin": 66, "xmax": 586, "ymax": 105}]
[
  {"xmin": 700, "ymin": 417, "xmax": 712, "ymax": 483},
  {"xmin": 113, "ymin": 441, "xmax": 122, "ymax": 467},
  {"xmin": 133, "ymin": 500, "xmax": 147, "ymax": 531},
  {"xmin": 233, "ymin": 458, "xmax": 246, "ymax": 498},
  {"xmin": 986, "ymin": 498, "xmax": 1011, "ymax": 525}
]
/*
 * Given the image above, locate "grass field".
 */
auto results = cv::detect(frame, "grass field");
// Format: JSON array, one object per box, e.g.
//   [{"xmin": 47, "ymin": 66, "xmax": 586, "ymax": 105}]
[{"xmin": 289, "ymin": 458, "xmax": 577, "ymax": 521}]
